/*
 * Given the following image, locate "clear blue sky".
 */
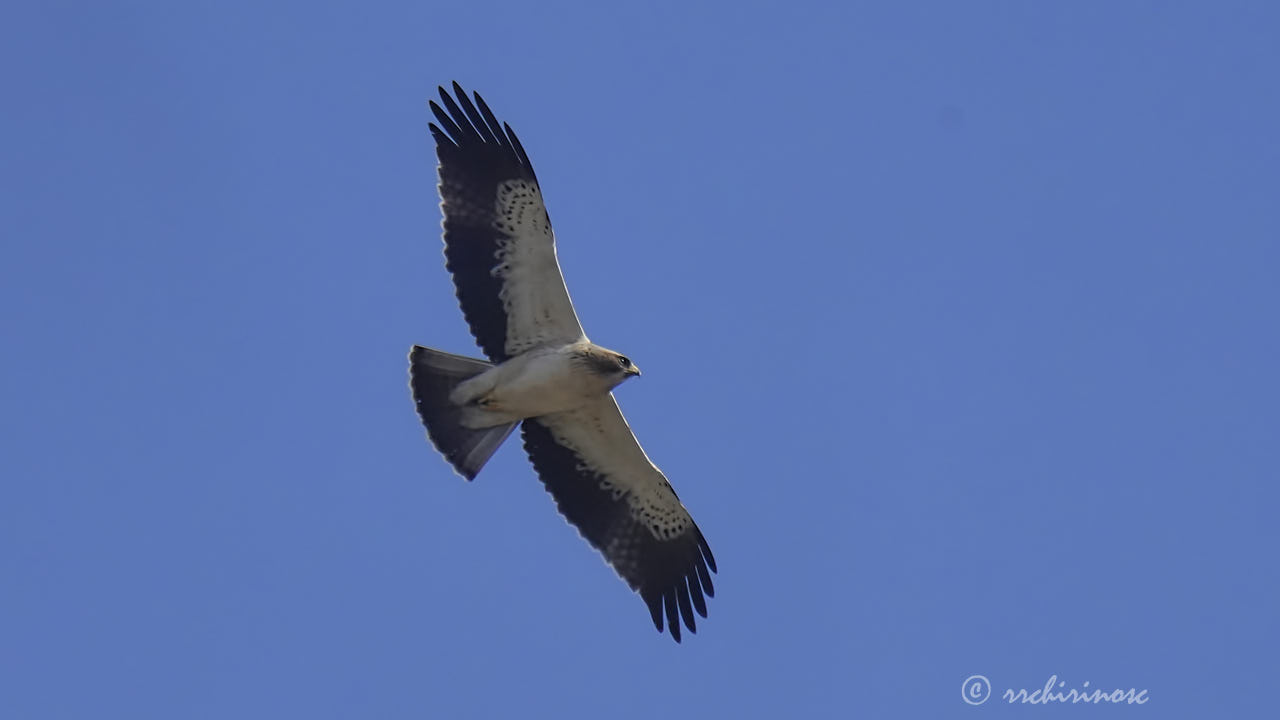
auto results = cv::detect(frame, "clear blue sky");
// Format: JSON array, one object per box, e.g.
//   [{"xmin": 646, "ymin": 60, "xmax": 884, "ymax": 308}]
[{"xmin": 3, "ymin": 2, "xmax": 1277, "ymax": 718}]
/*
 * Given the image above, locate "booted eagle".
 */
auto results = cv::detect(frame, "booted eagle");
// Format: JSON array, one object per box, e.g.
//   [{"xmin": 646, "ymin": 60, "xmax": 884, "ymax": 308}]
[{"xmin": 408, "ymin": 83, "xmax": 717, "ymax": 642}]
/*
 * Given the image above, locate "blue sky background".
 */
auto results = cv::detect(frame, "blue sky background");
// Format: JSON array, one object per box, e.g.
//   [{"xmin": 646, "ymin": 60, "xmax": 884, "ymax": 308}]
[{"xmin": 3, "ymin": 2, "xmax": 1277, "ymax": 717}]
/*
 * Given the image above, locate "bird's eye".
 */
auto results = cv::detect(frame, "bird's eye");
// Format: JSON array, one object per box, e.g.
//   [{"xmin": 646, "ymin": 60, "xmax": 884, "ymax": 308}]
[{"xmin": 618, "ymin": 356, "xmax": 631, "ymax": 368}]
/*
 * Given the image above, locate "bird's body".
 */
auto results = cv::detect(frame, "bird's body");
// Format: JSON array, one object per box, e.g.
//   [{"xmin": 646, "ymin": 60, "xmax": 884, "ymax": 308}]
[
  {"xmin": 450, "ymin": 341, "xmax": 637, "ymax": 428},
  {"xmin": 409, "ymin": 83, "xmax": 716, "ymax": 642}
]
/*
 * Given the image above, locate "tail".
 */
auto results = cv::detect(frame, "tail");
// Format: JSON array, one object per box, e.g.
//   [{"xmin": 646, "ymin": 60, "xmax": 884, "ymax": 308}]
[{"xmin": 408, "ymin": 345, "xmax": 517, "ymax": 480}]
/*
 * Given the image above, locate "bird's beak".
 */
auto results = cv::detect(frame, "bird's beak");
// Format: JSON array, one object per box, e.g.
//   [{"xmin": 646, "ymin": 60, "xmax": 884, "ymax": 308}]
[{"xmin": 630, "ymin": 365, "xmax": 642, "ymax": 377}]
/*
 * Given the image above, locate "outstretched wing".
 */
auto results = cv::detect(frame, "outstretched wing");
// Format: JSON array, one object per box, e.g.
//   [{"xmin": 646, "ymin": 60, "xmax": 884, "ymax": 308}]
[
  {"xmin": 521, "ymin": 396, "xmax": 717, "ymax": 642},
  {"xmin": 429, "ymin": 82, "xmax": 586, "ymax": 362}
]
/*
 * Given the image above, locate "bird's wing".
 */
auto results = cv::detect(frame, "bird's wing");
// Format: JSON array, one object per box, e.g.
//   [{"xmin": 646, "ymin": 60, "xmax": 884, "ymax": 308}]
[
  {"xmin": 429, "ymin": 82, "xmax": 586, "ymax": 362},
  {"xmin": 521, "ymin": 395, "xmax": 717, "ymax": 642}
]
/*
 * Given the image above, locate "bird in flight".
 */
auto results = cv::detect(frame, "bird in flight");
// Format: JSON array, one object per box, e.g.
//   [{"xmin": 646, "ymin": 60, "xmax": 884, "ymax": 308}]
[{"xmin": 408, "ymin": 83, "xmax": 717, "ymax": 642}]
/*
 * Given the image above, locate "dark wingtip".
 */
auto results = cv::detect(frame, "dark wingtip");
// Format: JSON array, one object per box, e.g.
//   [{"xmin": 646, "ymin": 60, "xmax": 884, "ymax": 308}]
[
  {"xmin": 696, "ymin": 556, "xmax": 715, "ymax": 598},
  {"xmin": 645, "ymin": 591, "xmax": 664, "ymax": 632},
  {"xmin": 687, "ymin": 571, "xmax": 707, "ymax": 618},
  {"xmin": 699, "ymin": 533, "xmax": 717, "ymax": 574},
  {"xmin": 664, "ymin": 588, "xmax": 681, "ymax": 643},
  {"xmin": 676, "ymin": 582, "xmax": 697, "ymax": 634}
]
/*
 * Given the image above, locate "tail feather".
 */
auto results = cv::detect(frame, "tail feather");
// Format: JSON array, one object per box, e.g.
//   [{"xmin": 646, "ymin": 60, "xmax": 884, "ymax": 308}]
[{"xmin": 408, "ymin": 345, "xmax": 516, "ymax": 480}]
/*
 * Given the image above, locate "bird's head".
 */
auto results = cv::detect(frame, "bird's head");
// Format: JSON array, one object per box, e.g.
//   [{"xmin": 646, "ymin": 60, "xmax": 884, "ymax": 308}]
[{"xmin": 580, "ymin": 344, "xmax": 641, "ymax": 389}]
